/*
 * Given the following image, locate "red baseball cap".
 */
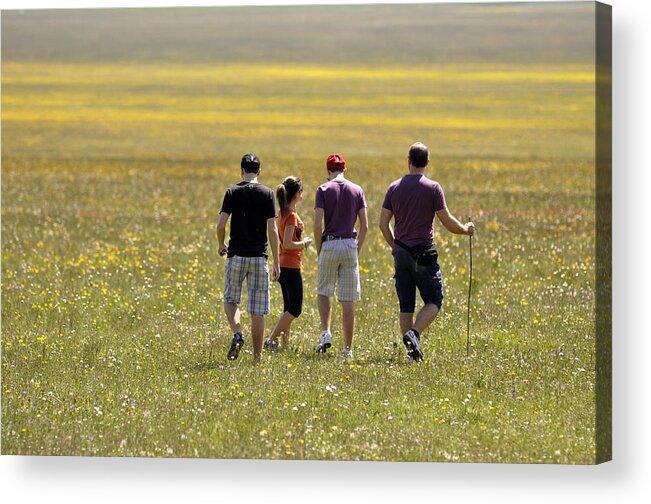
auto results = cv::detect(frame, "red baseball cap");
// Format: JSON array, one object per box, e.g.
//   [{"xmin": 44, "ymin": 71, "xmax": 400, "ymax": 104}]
[{"xmin": 326, "ymin": 153, "xmax": 346, "ymax": 171}]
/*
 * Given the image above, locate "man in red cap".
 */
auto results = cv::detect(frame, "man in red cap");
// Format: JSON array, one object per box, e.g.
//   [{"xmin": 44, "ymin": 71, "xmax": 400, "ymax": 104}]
[{"xmin": 313, "ymin": 153, "xmax": 368, "ymax": 359}]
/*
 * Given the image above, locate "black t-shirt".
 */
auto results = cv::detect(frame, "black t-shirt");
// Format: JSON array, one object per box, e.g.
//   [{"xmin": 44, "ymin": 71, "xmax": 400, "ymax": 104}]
[{"xmin": 220, "ymin": 181, "xmax": 276, "ymax": 258}]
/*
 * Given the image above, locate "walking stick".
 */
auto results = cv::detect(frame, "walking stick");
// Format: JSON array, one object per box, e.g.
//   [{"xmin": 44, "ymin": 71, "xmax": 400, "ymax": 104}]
[{"xmin": 466, "ymin": 217, "xmax": 473, "ymax": 358}]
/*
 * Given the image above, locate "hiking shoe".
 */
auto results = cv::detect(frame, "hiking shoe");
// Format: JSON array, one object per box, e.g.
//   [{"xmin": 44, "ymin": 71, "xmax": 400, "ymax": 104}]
[
  {"xmin": 403, "ymin": 330, "xmax": 424, "ymax": 362},
  {"xmin": 264, "ymin": 338, "xmax": 279, "ymax": 351},
  {"xmin": 315, "ymin": 331, "xmax": 332, "ymax": 354},
  {"xmin": 227, "ymin": 332, "xmax": 244, "ymax": 360},
  {"xmin": 342, "ymin": 347, "xmax": 353, "ymax": 360}
]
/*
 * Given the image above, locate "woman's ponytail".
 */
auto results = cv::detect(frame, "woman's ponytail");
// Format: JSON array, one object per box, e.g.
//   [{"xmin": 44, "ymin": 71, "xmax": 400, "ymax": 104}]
[
  {"xmin": 276, "ymin": 183, "xmax": 288, "ymax": 215},
  {"xmin": 277, "ymin": 176, "xmax": 303, "ymax": 216}
]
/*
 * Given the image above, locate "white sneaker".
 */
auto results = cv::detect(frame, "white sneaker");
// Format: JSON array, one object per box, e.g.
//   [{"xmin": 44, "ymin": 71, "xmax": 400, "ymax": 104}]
[
  {"xmin": 403, "ymin": 329, "xmax": 424, "ymax": 362},
  {"xmin": 315, "ymin": 331, "xmax": 332, "ymax": 353},
  {"xmin": 342, "ymin": 348, "xmax": 353, "ymax": 360}
]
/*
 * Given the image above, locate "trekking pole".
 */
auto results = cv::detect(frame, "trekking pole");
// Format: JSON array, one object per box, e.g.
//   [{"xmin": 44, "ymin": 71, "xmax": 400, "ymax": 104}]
[{"xmin": 466, "ymin": 217, "xmax": 473, "ymax": 358}]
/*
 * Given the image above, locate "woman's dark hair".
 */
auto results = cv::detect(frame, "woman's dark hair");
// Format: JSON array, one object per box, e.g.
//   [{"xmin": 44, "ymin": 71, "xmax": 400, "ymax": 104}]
[{"xmin": 276, "ymin": 176, "xmax": 303, "ymax": 216}]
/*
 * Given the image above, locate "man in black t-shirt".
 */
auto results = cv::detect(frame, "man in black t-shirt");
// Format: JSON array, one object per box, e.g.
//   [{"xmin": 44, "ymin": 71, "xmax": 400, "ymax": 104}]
[{"xmin": 217, "ymin": 153, "xmax": 280, "ymax": 364}]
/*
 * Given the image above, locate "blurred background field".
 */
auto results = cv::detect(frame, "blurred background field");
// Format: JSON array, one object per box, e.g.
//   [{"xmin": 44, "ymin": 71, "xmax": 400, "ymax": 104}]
[{"xmin": 1, "ymin": 3, "xmax": 597, "ymax": 462}]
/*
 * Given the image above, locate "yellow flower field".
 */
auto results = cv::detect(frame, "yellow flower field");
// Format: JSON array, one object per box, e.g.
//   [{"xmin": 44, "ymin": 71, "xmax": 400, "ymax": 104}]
[{"xmin": 1, "ymin": 4, "xmax": 602, "ymax": 463}]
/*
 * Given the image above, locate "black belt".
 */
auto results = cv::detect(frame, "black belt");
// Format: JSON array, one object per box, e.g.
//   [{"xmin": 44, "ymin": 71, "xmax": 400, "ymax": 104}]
[{"xmin": 322, "ymin": 234, "xmax": 354, "ymax": 242}]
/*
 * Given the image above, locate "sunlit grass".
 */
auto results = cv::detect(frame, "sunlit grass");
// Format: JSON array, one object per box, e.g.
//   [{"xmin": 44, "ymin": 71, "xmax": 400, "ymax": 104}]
[
  {"xmin": 1, "ymin": 60, "xmax": 597, "ymax": 463},
  {"xmin": 1, "ymin": 62, "xmax": 595, "ymax": 85},
  {"xmin": 3, "ymin": 107, "xmax": 594, "ymax": 132}
]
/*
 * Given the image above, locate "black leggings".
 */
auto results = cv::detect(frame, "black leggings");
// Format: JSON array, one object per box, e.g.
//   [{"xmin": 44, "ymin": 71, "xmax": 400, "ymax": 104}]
[{"xmin": 279, "ymin": 267, "xmax": 303, "ymax": 318}]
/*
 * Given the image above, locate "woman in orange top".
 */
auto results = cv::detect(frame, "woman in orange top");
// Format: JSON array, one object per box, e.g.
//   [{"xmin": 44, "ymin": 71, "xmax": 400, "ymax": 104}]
[{"xmin": 265, "ymin": 176, "xmax": 312, "ymax": 350}]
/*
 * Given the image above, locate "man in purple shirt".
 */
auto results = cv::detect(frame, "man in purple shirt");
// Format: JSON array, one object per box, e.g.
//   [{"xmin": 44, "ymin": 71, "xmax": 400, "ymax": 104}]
[
  {"xmin": 314, "ymin": 153, "xmax": 369, "ymax": 359},
  {"xmin": 379, "ymin": 142, "xmax": 475, "ymax": 362}
]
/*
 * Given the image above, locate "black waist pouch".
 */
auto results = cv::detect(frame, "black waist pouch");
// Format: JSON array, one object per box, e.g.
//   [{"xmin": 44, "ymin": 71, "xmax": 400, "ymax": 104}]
[{"xmin": 395, "ymin": 239, "xmax": 438, "ymax": 266}]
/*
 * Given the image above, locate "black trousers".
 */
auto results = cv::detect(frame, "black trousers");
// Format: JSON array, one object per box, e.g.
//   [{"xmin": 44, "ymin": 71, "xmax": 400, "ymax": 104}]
[{"xmin": 279, "ymin": 267, "xmax": 303, "ymax": 318}]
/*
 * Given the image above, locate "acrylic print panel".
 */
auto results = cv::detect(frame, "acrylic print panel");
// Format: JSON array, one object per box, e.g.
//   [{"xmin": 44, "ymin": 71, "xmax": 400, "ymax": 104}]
[{"xmin": 0, "ymin": 1, "xmax": 611, "ymax": 463}]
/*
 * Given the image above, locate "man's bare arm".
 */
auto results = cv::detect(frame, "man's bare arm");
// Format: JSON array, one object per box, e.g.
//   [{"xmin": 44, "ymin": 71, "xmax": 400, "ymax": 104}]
[
  {"xmin": 267, "ymin": 217, "xmax": 280, "ymax": 281},
  {"xmin": 217, "ymin": 212, "xmax": 230, "ymax": 256},
  {"xmin": 436, "ymin": 208, "xmax": 475, "ymax": 235},
  {"xmin": 379, "ymin": 207, "xmax": 394, "ymax": 247},
  {"xmin": 314, "ymin": 207, "xmax": 324, "ymax": 255},
  {"xmin": 356, "ymin": 207, "xmax": 369, "ymax": 255}
]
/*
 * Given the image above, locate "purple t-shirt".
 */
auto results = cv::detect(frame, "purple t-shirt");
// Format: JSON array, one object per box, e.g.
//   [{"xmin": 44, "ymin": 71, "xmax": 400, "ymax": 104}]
[
  {"xmin": 315, "ymin": 177, "xmax": 367, "ymax": 238},
  {"xmin": 382, "ymin": 174, "xmax": 447, "ymax": 254}
]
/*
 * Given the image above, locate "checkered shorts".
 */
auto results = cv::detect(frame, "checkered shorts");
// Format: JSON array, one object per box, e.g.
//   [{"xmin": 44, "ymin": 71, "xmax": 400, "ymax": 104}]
[
  {"xmin": 317, "ymin": 239, "xmax": 361, "ymax": 302},
  {"xmin": 223, "ymin": 255, "xmax": 270, "ymax": 315}
]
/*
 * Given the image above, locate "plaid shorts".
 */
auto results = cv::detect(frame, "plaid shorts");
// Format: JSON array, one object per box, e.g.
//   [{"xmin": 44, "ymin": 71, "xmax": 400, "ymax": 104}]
[
  {"xmin": 223, "ymin": 255, "xmax": 270, "ymax": 315},
  {"xmin": 317, "ymin": 238, "xmax": 361, "ymax": 302}
]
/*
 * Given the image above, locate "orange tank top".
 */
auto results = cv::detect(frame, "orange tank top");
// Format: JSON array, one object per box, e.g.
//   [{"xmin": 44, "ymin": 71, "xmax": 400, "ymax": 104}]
[{"xmin": 278, "ymin": 209, "xmax": 304, "ymax": 269}]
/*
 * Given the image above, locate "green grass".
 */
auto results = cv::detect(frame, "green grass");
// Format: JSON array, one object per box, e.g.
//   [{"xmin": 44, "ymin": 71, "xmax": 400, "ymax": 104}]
[{"xmin": 1, "ymin": 6, "xmax": 597, "ymax": 463}]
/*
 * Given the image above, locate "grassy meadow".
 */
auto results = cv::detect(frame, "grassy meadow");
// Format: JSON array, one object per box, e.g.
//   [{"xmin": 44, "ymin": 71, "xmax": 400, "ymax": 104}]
[{"xmin": 1, "ymin": 4, "xmax": 598, "ymax": 463}]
